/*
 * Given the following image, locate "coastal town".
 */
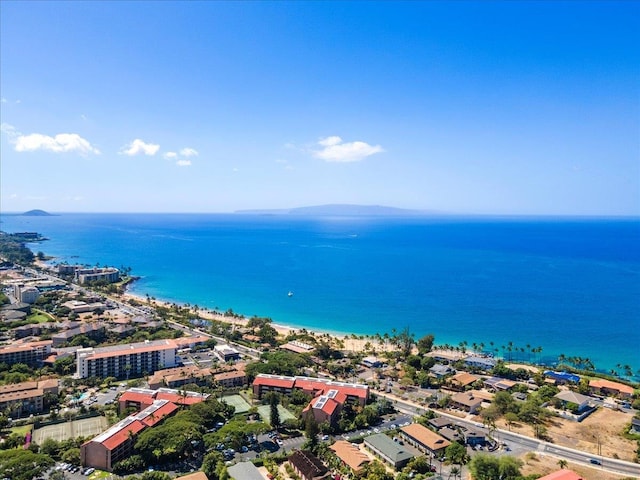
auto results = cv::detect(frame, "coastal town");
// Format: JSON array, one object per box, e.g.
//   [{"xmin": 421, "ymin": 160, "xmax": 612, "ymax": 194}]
[{"xmin": 0, "ymin": 232, "xmax": 639, "ymax": 480}]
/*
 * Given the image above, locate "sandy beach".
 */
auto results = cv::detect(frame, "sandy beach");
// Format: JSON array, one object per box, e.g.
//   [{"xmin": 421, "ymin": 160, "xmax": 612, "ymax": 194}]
[{"xmin": 121, "ymin": 291, "xmax": 401, "ymax": 355}]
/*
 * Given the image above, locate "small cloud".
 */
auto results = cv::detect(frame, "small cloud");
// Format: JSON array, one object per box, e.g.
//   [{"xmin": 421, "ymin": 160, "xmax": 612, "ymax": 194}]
[
  {"xmin": 176, "ymin": 159, "xmax": 192, "ymax": 167},
  {"xmin": 80, "ymin": 114, "xmax": 88, "ymax": 121},
  {"xmin": 14, "ymin": 132, "xmax": 100, "ymax": 155},
  {"xmin": 314, "ymin": 136, "xmax": 383, "ymax": 163},
  {"xmin": 163, "ymin": 151, "xmax": 178, "ymax": 159},
  {"xmin": 1, "ymin": 123, "xmax": 19, "ymax": 140},
  {"xmin": 180, "ymin": 147, "xmax": 198, "ymax": 157},
  {"xmin": 1, "ymin": 98, "xmax": 6, "ymax": 103},
  {"xmin": 275, "ymin": 159, "xmax": 288, "ymax": 164},
  {"xmin": 120, "ymin": 139, "xmax": 160, "ymax": 156}
]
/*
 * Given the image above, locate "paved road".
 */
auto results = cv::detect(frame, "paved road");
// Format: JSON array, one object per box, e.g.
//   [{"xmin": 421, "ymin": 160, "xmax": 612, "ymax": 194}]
[{"xmin": 379, "ymin": 392, "xmax": 640, "ymax": 478}]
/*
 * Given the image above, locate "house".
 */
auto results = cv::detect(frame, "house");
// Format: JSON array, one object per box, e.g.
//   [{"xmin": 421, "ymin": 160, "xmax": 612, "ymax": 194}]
[
  {"xmin": 449, "ymin": 372, "xmax": 479, "ymax": 390},
  {"xmin": 464, "ymin": 356, "xmax": 496, "ymax": 370},
  {"xmin": 399, "ymin": 423, "xmax": 450, "ymax": 456},
  {"xmin": 288, "ymin": 450, "xmax": 331, "ymax": 480},
  {"xmin": 281, "ymin": 340, "xmax": 316, "ymax": 355},
  {"xmin": 463, "ymin": 427, "xmax": 486, "ymax": 446},
  {"xmin": 429, "ymin": 364, "xmax": 454, "ymax": 378},
  {"xmin": 428, "ymin": 416, "xmax": 453, "ymax": 430},
  {"xmin": 330, "ymin": 440, "xmax": 370, "ymax": 473},
  {"xmin": 484, "ymin": 376, "xmax": 517, "ymax": 392},
  {"xmin": 544, "ymin": 371, "xmax": 580, "ymax": 385},
  {"xmin": 450, "ymin": 391, "xmax": 483, "ymax": 414},
  {"xmin": 227, "ymin": 461, "xmax": 264, "ymax": 480},
  {"xmin": 554, "ymin": 390, "xmax": 592, "ymax": 413},
  {"xmin": 364, "ymin": 433, "xmax": 414, "ymax": 469},
  {"xmin": 214, "ymin": 344, "xmax": 241, "ymax": 362},
  {"xmin": 175, "ymin": 473, "xmax": 209, "ymax": 480},
  {"xmin": 439, "ymin": 427, "xmax": 464, "ymax": 443},
  {"xmin": 589, "ymin": 379, "xmax": 634, "ymax": 399},
  {"xmin": 361, "ymin": 356, "xmax": 384, "ymax": 368},
  {"xmin": 537, "ymin": 470, "xmax": 584, "ymax": 480}
]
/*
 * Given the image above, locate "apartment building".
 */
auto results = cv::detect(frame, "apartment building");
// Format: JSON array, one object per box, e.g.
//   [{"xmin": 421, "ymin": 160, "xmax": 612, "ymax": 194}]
[
  {"xmin": 0, "ymin": 340, "xmax": 52, "ymax": 367},
  {"xmin": 76, "ymin": 339, "xmax": 177, "ymax": 379}
]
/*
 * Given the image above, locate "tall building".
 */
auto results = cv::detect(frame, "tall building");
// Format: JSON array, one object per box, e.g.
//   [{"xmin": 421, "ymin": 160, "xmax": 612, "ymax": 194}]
[{"xmin": 76, "ymin": 339, "xmax": 177, "ymax": 379}]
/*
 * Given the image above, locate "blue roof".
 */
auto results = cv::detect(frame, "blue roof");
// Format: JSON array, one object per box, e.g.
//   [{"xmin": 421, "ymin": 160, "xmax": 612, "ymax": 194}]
[{"xmin": 544, "ymin": 371, "xmax": 580, "ymax": 383}]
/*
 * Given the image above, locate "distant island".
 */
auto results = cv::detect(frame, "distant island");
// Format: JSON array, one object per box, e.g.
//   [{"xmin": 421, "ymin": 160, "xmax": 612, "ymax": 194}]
[
  {"xmin": 23, "ymin": 209, "xmax": 56, "ymax": 216},
  {"xmin": 236, "ymin": 204, "xmax": 436, "ymax": 216}
]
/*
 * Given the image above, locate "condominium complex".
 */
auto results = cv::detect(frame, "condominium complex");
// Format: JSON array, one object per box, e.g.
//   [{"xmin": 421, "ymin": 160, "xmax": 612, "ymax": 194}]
[
  {"xmin": 76, "ymin": 339, "xmax": 178, "ymax": 379},
  {"xmin": 0, "ymin": 379, "xmax": 59, "ymax": 418},
  {"xmin": 0, "ymin": 340, "xmax": 52, "ymax": 367}
]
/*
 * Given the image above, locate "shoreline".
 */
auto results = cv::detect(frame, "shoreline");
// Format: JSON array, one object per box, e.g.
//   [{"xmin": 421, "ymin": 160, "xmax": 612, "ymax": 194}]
[{"xmin": 121, "ymin": 289, "xmax": 404, "ymax": 355}]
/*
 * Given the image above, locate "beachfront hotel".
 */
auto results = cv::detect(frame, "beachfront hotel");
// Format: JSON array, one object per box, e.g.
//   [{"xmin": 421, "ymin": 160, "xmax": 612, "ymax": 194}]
[{"xmin": 75, "ymin": 339, "xmax": 178, "ymax": 379}]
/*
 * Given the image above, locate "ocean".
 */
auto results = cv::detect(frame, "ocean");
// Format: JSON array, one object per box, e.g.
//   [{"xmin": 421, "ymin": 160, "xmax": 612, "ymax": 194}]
[{"xmin": 1, "ymin": 213, "xmax": 639, "ymax": 376}]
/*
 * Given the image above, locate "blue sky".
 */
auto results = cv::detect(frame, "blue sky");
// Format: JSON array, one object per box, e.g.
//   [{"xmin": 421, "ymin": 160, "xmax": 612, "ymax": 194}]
[{"xmin": 1, "ymin": 1, "xmax": 638, "ymax": 215}]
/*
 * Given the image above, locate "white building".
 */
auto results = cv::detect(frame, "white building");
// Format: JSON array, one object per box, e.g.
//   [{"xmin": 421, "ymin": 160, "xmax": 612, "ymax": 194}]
[{"xmin": 76, "ymin": 339, "xmax": 178, "ymax": 379}]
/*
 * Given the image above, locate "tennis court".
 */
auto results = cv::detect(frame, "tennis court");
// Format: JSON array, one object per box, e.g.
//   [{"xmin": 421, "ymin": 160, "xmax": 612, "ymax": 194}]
[
  {"xmin": 256, "ymin": 404, "xmax": 296, "ymax": 426},
  {"xmin": 221, "ymin": 394, "xmax": 251, "ymax": 414},
  {"xmin": 33, "ymin": 416, "xmax": 108, "ymax": 444}
]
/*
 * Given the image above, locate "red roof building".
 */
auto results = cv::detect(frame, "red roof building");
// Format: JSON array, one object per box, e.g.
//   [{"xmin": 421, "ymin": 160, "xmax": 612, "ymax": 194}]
[{"xmin": 537, "ymin": 470, "xmax": 584, "ymax": 480}]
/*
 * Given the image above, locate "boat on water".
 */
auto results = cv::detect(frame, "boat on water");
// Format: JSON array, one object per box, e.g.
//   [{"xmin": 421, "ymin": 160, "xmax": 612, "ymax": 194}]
[{"xmin": 287, "ymin": 291, "xmax": 294, "ymax": 297}]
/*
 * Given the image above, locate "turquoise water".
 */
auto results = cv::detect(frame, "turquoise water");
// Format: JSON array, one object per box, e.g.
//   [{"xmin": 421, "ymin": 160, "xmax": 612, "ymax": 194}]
[{"xmin": 1, "ymin": 213, "xmax": 638, "ymax": 375}]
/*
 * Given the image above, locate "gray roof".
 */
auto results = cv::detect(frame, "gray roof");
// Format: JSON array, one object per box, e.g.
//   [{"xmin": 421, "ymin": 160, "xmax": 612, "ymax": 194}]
[
  {"xmin": 555, "ymin": 390, "xmax": 592, "ymax": 405},
  {"xmin": 364, "ymin": 433, "xmax": 414, "ymax": 465},
  {"xmin": 227, "ymin": 461, "xmax": 264, "ymax": 480}
]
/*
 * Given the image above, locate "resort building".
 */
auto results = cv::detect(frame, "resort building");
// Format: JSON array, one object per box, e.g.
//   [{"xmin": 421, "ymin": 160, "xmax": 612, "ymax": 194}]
[
  {"xmin": 75, "ymin": 267, "xmax": 120, "ymax": 285},
  {"xmin": 62, "ymin": 300, "xmax": 107, "ymax": 314},
  {"xmin": 0, "ymin": 379, "xmax": 58, "ymax": 418},
  {"xmin": 118, "ymin": 387, "xmax": 208, "ymax": 414},
  {"xmin": 213, "ymin": 369, "xmax": 247, "ymax": 389},
  {"xmin": 364, "ymin": 433, "xmax": 414, "ymax": 470},
  {"xmin": 252, "ymin": 374, "xmax": 369, "ymax": 406},
  {"xmin": 76, "ymin": 339, "xmax": 178, "ymax": 379},
  {"xmin": 330, "ymin": 440, "xmax": 370, "ymax": 473},
  {"xmin": 0, "ymin": 340, "xmax": 52, "ymax": 367},
  {"xmin": 302, "ymin": 388, "xmax": 348, "ymax": 426},
  {"xmin": 81, "ymin": 399, "xmax": 178, "ymax": 471},
  {"xmin": 399, "ymin": 423, "xmax": 450, "ymax": 457},
  {"xmin": 51, "ymin": 322, "xmax": 106, "ymax": 347},
  {"xmin": 588, "ymin": 379, "xmax": 634, "ymax": 399},
  {"xmin": 13, "ymin": 285, "xmax": 40, "ymax": 304},
  {"xmin": 147, "ymin": 365, "xmax": 213, "ymax": 390},
  {"xmin": 288, "ymin": 450, "xmax": 330, "ymax": 480}
]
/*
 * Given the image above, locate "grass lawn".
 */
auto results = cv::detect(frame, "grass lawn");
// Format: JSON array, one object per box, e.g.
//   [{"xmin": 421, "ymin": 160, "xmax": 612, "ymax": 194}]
[
  {"xmin": 89, "ymin": 470, "xmax": 112, "ymax": 480},
  {"xmin": 9, "ymin": 424, "xmax": 33, "ymax": 436},
  {"xmin": 27, "ymin": 312, "xmax": 53, "ymax": 323}
]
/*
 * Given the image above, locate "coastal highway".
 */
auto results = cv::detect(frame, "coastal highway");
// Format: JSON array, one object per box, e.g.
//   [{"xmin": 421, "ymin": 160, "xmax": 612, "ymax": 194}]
[{"xmin": 381, "ymin": 392, "xmax": 640, "ymax": 478}]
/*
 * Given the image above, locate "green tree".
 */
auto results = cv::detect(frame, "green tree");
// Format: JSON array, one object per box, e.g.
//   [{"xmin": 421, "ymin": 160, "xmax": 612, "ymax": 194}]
[
  {"xmin": 417, "ymin": 333, "xmax": 435, "ymax": 354},
  {"xmin": 202, "ymin": 451, "xmax": 224, "ymax": 479},
  {"xmin": 0, "ymin": 449, "xmax": 54, "ymax": 480},
  {"xmin": 269, "ymin": 393, "xmax": 281, "ymax": 430},
  {"xmin": 445, "ymin": 441, "xmax": 469, "ymax": 467},
  {"xmin": 304, "ymin": 413, "xmax": 320, "ymax": 452},
  {"xmin": 468, "ymin": 454, "xmax": 500, "ymax": 480}
]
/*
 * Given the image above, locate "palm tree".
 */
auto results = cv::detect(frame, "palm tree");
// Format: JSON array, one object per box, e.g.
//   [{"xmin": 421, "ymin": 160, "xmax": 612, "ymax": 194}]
[{"xmin": 557, "ymin": 459, "xmax": 568, "ymax": 469}]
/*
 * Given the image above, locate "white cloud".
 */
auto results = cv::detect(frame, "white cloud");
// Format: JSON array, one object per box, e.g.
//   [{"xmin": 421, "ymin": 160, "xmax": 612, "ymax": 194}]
[
  {"xmin": 176, "ymin": 159, "xmax": 192, "ymax": 167},
  {"xmin": 314, "ymin": 136, "xmax": 384, "ymax": 163},
  {"xmin": 1, "ymin": 98, "xmax": 6, "ymax": 103},
  {"xmin": 180, "ymin": 147, "xmax": 198, "ymax": 157},
  {"xmin": 163, "ymin": 151, "xmax": 178, "ymax": 159},
  {"xmin": 14, "ymin": 132, "xmax": 100, "ymax": 155},
  {"xmin": 120, "ymin": 139, "xmax": 160, "ymax": 156},
  {"xmin": 1, "ymin": 123, "xmax": 19, "ymax": 139}
]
